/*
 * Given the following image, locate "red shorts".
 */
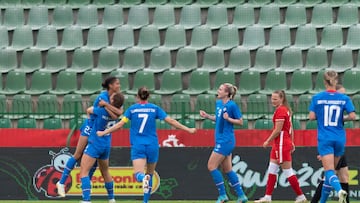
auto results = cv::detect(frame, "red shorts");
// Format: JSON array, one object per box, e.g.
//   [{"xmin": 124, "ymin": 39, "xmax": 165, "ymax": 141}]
[{"xmin": 270, "ymin": 144, "xmax": 292, "ymax": 164}]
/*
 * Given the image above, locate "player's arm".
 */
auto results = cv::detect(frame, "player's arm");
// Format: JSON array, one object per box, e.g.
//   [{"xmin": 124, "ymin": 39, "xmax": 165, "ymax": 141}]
[
  {"xmin": 199, "ymin": 110, "xmax": 215, "ymax": 121},
  {"xmin": 164, "ymin": 116, "xmax": 196, "ymax": 134},
  {"xmin": 99, "ymin": 100, "xmax": 123, "ymax": 118},
  {"xmin": 308, "ymin": 111, "xmax": 316, "ymax": 120},
  {"xmin": 263, "ymin": 120, "xmax": 284, "ymax": 147},
  {"xmin": 87, "ymin": 107, "xmax": 94, "ymax": 118},
  {"xmin": 344, "ymin": 112, "xmax": 356, "ymax": 121},
  {"xmin": 223, "ymin": 107, "xmax": 243, "ymax": 125},
  {"xmin": 97, "ymin": 117, "xmax": 127, "ymax": 136}
]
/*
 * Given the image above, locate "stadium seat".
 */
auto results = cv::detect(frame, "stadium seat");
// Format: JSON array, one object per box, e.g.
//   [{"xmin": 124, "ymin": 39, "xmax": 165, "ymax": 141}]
[
  {"xmin": 243, "ymin": 94, "xmax": 268, "ymax": 120},
  {"xmin": 266, "ymin": 24, "xmax": 291, "ymax": 50},
  {"xmin": 238, "ymin": 70, "xmax": 261, "ymax": 95},
  {"xmin": 343, "ymin": 24, "xmax": 360, "ymax": 50},
  {"xmin": 59, "ymin": 26, "xmax": 83, "ymax": 50},
  {"xmin": 254, "ymin": 119, "xmax": 273, "ymax": 129},
  {"xmin": 202, "ymin": 119, "xmax": 215, "ymax": 129},
  {"xmin": 44, "ymin": 0, "xmax": 67, "ymax": 8},
  {"xmin": 33, "ymin": 26, "xmax": 58, "ymax": 51},
  {"xmin": 309, "ymin": 70, "xmax": 326, "ymax": 94},
  {"xmin": 24, "ymin": 71, "xmax": 52, "ymax": 95},
  {"xmin": 9, "ymin": 26, "xmax": 33, "ymax": 51},
  {"xmin": 294, "ymin": 94, "xmax": 312, "ymax": 120},
  {"xmin": 302, "ymin": 47, "xmax": 327, "ymax": 72},
  {"xmin": 182, "ymin": 71, "xmax": 210, "ymax": 95},
  {"xmin": 67, "ymin": 0, "xmax": 90, "ymax": 9},
  {"xmin": 223, "ymin": 47, "xmax": 250, "ymax": 73},
  {"xmin": 30, "ymin": 94, "xmax": 58, "ymax": 119},
  {"xmin": 75, "ymin": 71, "xmax": 102, "ymax": 95},
  {"xmin": 325, "ymin": 0, "xmax": 348, "ymax": 7},
  {"xmin": 256, "ymin": 5, "xmax": 280, "ymax": 28},
  {"xmin": 0, "ymin": 49, "xmax": 17, "ymax": 73},
  {"xmin": 292, "ymin": 24, "xmax": 317, "ymax": 50},
  {"xmin": 2, "ymin": 7, "xmax": 24, "ymax": 30},
  {"xmin": 172, "ymin": 47, "xmax": 197, "ymax": 73},
  {"xmin": 250, "ymin": 47, "xmax": 276, "ymax": 73},
  {"xmin": 21, "ymin": 0, "xmax": 43, "ymax": 8},
  {"xmin": 241, "ymin": 25, "xmax": 265, "ymax": 50},
  {"xmin": 118, "ymin": 47, "xmax": 144, "ymax": 73},
  {"xmin": 66, "ymin": 48, "xmax": 93, "ymax": 73},
  {"xmin": 284, "ymin": 4, "xmax": 307, "ymax": 28},
  {"xmin": 51, "ymin": 6, "xmax": 73, "ymax": 30},
  {"xmin": 305, "ymin": 120, "xmax": 317, "ymax": 129},
  {"xmin": 342, "ymin": 69, "xmax": 360, "ymax": 95},
  {"xmin": 207, "ymin": 70, "xmax": 235, "ymax": 95},
  {"xmin": 55, "ymin": 94, "xmax": 83, "ymax": 119},
  {"xmin": 92, "ymin": 0, "xmax": 115, "ymax": 8},
  {"xmin": 310, "ymin": 4, "xmax": 333, "ymax": 28},
  {"xmin": 49, "ymin": 71, "xmax": 77, "ymax": 95},
  {"xmin": 168, "ymin": 94, "xmax": 191, "ymax": 120},
  {"xmin": 335, "ymin": 4, "xmax": 358, "ymax": 28},
  {"xmin": 0, "ymin": 26, "xmax": 8, "ymax": 49},
  {"xmin": 259, "ymin": 70, "xmax": 287, "ymax": 95},
  {"xmin": 27, "ymin": 6, "xmax": 49, "ymax": 30},
  {"xmin": 17, "ymin": 49, "xmax": 42, "ymax": 73},
  {"xmin": 110, "ymin": 71, "xmax": 129, "ymax": 93},
  {"xmin": 0, "ymin": 94, "xmax": 6, "ymax": 116},
  {"xmin": 273, "ymin": 0, "xmax": 297, "ymax": 7},
  {"xmin": 344, "ymin": 121, "xmax": 354, "ymax": 129},
  {"xmin": 231, "ymin": 5, "xmax": 254, "ymax": 29},
  {"xmin": 127, "ymin": 6, "xmax": 149, "ymax": 29},
  {"xmin": 102, "ymin": 5, "xmax": 123, "ymax": 29},
  {"xmin": 110, "ymin": 25, "xmax": 134, "ymax": 51},
  {"xmin": 197, "ymin": 46, "xmax": 225, "ymax": 73},
  {"xmin": 154, "ymin": 70, "xmax": 182, "ymax": 95},
  {"xmin": 3, "ymin": 94, "xmax": 32, "ymax": 119},
  {"xmin": 205, "ymin": 5, "xmax": 228, "ymax": 29},
  {"xmin": 43, "ymin": 118, "xmax": 63, "ymax": 129},
  {"xmin": 317, "ymin": 25, "xmax": 343, "ymax": 50},
  {"xmin": 148, "ymin": 94, "xmax": 163, "ymax": 107},
  {"xmin": 92, "ymin": 48, "xmax": 119, "ymax": 73},
  {"xmin": 190, "ymin": 94, "xmax": 216, "ymax": 120},
  {"xmin": 216, "ymin": 25, "xmax": 239, "ymax": 50},
  {"xmin": 183, "ymin": 118, "xmax": 196, "ymax": 128},
  {"xmin": 144, "ymin": 47, "xmax": 171, "ymax": 73},
  {"xmin": 0, "ymin": 118, "xmax": 11, "ymax": 128},
  {"xmin": 76, "ymin": 5, "xmax": 98, "ymax": 29},
  {"xmin": 188, "ymin": 25, "xmax": 213, "ymax": 50},
  {"xmin": 40, "ymin": 48, "xmax": 66, "ymax": 73},
  {"xmin": 0, "ymin": 70, "xmax": 26, "ymax": 95},
  {"xmin": 17, "ymin": 118, "xmax": 37, "ymax": 129},
  {"xmin": 167, "ymin": 0, "xmax": 192, "ymax": 7},
  {"xmin": 123, "ymin": 94, "xmax": 136, "ymax": 109},
  {"xmin": 118, "ymin": 0, "xmax": 141, "ymax": 8},
  {"xmin": 143, "ymin": 0, "xmax": 168, "ymax": 8},
  {"xmin": 136, "ymin": 25, "xmax": 160, "ymax": 51},
  {"xmin": 286, "ymin": 70, "xmax": 312, "ymax": 95},
  {"xmin": 84, "ymin": 25, "xmax": 108, "ymax": 51},
  {"xmin": 193, "ymin": 0, "xmax": 219, "ymax": 8},
  {"xmin": 297, "ymin": 0, "xmax": 322, "ymax": 7},
  {"xmin": 277, "ymin": 47, "xmax": 302, "ymax": 73},
  {"xmin": 292, "ymin": 119, "xmax": 301, "ymax": 130},
  {"xmin": 234, "ymin": 118, "xmax": 248, "ymax": 130},
  {"xmin": 152, "ymin": 5, "xmax": 175, "ymax": 30},
  {"xmin": 178, "ymin": 5, "xmax": 201, "ymax": 30},
  {"xmin": 246, "ymin": 0, "xmax": 271, "ymax": 7},
  {"xmin": 69, "ymin": 117, "xmax": 85, "ymax": 129},
  {"xmin": 126, "ymin": 71, "xmax": 155, "ymax": 95},
  {"xmin": 327, "ymin": 47, "xmax": 353, "ymax": 72},
  {"xmin": 352, "ymin": 94, "xmax": 360, "ymax": 120},
  {"xmin": 156, "ymin": 119, "xmax": 172, "ymax": 129},
  {"xmin": 220, "ymin": 0, "xmax": 244, "ymax": 8},
  {"xmin": 163, "ymin": 25, "xmax": 186, "ymax": 50}
]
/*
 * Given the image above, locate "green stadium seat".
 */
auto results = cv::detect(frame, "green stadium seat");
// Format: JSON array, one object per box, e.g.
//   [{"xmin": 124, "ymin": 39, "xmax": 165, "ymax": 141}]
[
  {"xmin": 0, "ymin": 71, "xmax": 26, "ymax": 95},
  {"xmin": 254, "ymin": 119, "xmax": 273, "ymax": 129},
  {"xmin": 110, "ymin": 25, "xmax": 134, "ymax": 51},
  {"xmin": 273, "ymin": 0, "xmax": 297, "ymax": 7},
  {"xmin": 190, "ymin": 94, "xmax": 216, "ymax": 120},
  {"xmin": 126, "ymin": 71, "xmax": 155, "ymax": 95},
  {"xmin": 43, "ymin": 118, "xmax": 62, "ymax": 129},
  {"xmin": 317, "ymin": 25, "xmax": 343, "ymax": 50},
  {"xmin": 250, "ymin": 47, "xmax": 276, "ymax": 73},
  {"xmin": 243, "ymin": 94, "xmax": 268, "ymax": 120},
  {"xmin": 168, "ymin": 0, "xmax": 192, "ymax": 8},
  {"xmin": 246, "ymin": 0, "xmax": 271, "ymax": 7},
  {"xmin": 144, "ymin": 47, "xmax": 171, "ymax": 73},
  {"xmin": 303, "ymin": 47, "xmax": 327, "ymax": 72},
  {"xmin": 168, "ymin": 94, "xmax": 191, "ymax": 120},
  {"xmin": 198, "ymin": 46, "xmax": 224, "ymax": 73},
  {"xmin": 143, "ymin": 0, "xmax": 168, "ymax": 8},
  {"xmin": 294, "ymin": 94, "xmax": 312, "ymax": 120},
  {"xmin": 85, "ymin": 25, "xmax": 108, "ymax": 51},
  {"xmin": 172, "ymin": 47, "xmax": 197, "ymax": 73},
  {"xmin": 259, "ymin": 70, "xmax": 287, "ymax": 95},
  {"xmin": 9, "ymin": 26, "xmax": 33, "ymax": 51},
  {"xmin": 231, "ymin": 5, "xmax": 254, "ymax": 29},
  {"xmin": 205, "ymin": 5, "xmax": 228, "ymax": 29},
  {"xmin": 207, "ymin": 70, "xmax": 235, "ymax": 95},
  {"xmin": 4, "ymin": 94, "xmax": 31, "ymax": 119},
  {"xmin": 76, "ymin": 5, "xmax": 98, "ymax": 29},
  {"xmin": 0, "ymin": 0, "xmax": 21, "ymax": 8},
  {"xmin": 34, "ymin": 26, "xmax": 58, "ymax": 51},
  {"xmin": 355, "ymin": 52, "xmax": 360, "ymax": 70},
  {"xmin": 297, "ymin": 0, "xmax": 322, "ymax": 7},
  {"xmin": 127, "ymin": 6, "xmax": 149, "ymax": 29},
  {"xmin": 163, "ymin": 25, "xmax": 186, "ymax": 50},
  {"xmin": 49, "ymin": 71, "xmax": 77, "ymax": 95},
  {"xmin": 202, "ymin": 119, "xmax": 215, "ymax": 129},
  {"xmin": 136, "ymin": 25, "xmax": 160, "ymax": 51},
  {"xmin": 110, "ymin": 71, "xmax": 129, "ymax": 93},
  {"xmin": 51, "ymin": 6, "xmax": 73, "ymax": 30},
  {"xmin": 148, "ymin": 94, "xmax": 163, "ymax": 107},
  {"xmin": 59, "ymin": 26, "xmax": 83, "ymax": 50},
  {"xmin": 325, "ymin": 0, "xmax": 348, "ymax": 7},
  {"xmin": 343, "ymin": 24, "xmax": 360, "ymax": 50},
  {"xmin": 286, "ymin": 70, "xmax": 312, "ymax": 95},
  {"xmin": 118, "ymin": 47, "xmax": 144, "ymax": 73},
  {"xmin": 292, "ymin": 24, "xmax": 317, "ymax": 50},
  {"xmin": 241, "ymin": 25, "xmax": 265, "ymax": 50},
  {"xmin": 189, "ymin": 25, "xmax": 213, "ymax": 50},
  {"xmin": 154, "ymin": 70, "xmax": 182, "ymax": 95},
  {"xmin": 17, "ymin": 118, "xmax": 37, "ymax": 128},
  {"xmin": 292, "ymin": 119, "xmax": 301, "ymax": 130},
  {"xmin": 327, "ymin": 47, "xmax": 353, "ymax": 72},
  {"xmin": 67, "ymin": 0, "xmax": 90, "ymax": 8},
  {"xmin": 256, "ymin": 5, "xmax": 280, "ymax": 28},
  {"xmin": 75, "ymin": 71, "xmax": 102, "ymax": 95},
  {"xmin": 152, "ymin": 5, "xmax": 175, "ymax": 29},
  {"xmin": 309, "ymin": 70, "xmax": 326, "ymax": 94},
  {"xmin": 182, "ymin": 71, "xmax": 210, "ymax": 95},
  {"xmin": 21, "ymin": 0, "xmax": 43, "ymax": 8},
  {"xmin": 305, "ymin": 120, "xmax": 317, "ymax": 129},
  {"xmin": 277, "ymin": 47, "xmax": 302, "ymax": 73},
  {"xmin": 284, "ymin": 4, "xmax": 307, "ymax": 28},
  {"xmin": 0, "ymin": 94, "xmax": 6, "ymax": 116},
  {"xmin": 335, "ymin": 4, "xmax": 358, "ymax": 28},
  {"xmin": 0, "ymin": 26, "xmax": 9, "ymax": 49},
  {"xmin": 118, "ymin": 0, "xmax": 141, "ymax": 8},
  {"xmin": 193, "ymin": 0, "xmax": 219, "ymax": 8},
  {"xmin": 352, "ymin": 94, "xmax": 360, "ymax": 120},
  {"xmin": 102, "ymin": 5, "xmax": 123, "ymax": 29},
  {"xmin": 219, "ymin": 0, "xmax": 244, "ymax": 8},
  {"xmin": 0, "ymin": 118, "xmax": 11, "ymax": 128},
  {"xmin": 183, "ymin": 118, "xmax": 196, "ymax": 128},
  {"xmin": 0, "ymin": 49, "xmax": 16, "ymax": 73},
  {"xmin": 178, "ymin": 5, "xmax": 201, "ymax": 30},
  {"xmin": 310, "ymin": 4, "xmax": 333, "ymax": 28},
  {"xmin": 24, "ymin": 71, "xmax": 52, "ymax": 95},
  {"xmin": 238, "ymin": 70, "xmax": 260, "ymax": 95},
  {"xmin": 344, "ymin": 121, "xmax": 354, "ymax": 129},
  {"xmin": 156, "ymin": 119, "xmax": 172, "ymax": 129},
  {"xmin": 43, "ymin": 0, "xmax": 67, "ymax": 9},
  {"xmin": 30, "ymin": 94, "xmax": 58, "ymax": 119},
  {"xmin": 92, "ymin": 48, "xmax": 119, "ymax": 73},
  {"xmin": 92, "ymin": 0, "xmax": 115, "ymax": 8},
  {"xmin": 266, "ymin": 24, "xmax": 291, "ymax": 50},
  {"xmin": 17, "ymin": 49, "xmax": 42, "ymax": 73},
  {"xmin": 216, "ymin": 25, "xmax": 239, "ymax": 50},
  {"xmin": 69, "ymin": 117, "xmax": 85, "ymax": 129},
  {"xmin": 2, "ymin": 7, "xmax": 24, "ymax": 30},
  {"xmin": 55, "ymin": 94, "xmax": 83, "ymax": 119},
  {"xmin": 41, "ymin": 48, "xmax": 66, "ymax": 73},
  {"xmin": 223, "ymin": 47, "xmax": 250, "ymax": 73},
  {"xmin": 27, "ymin": 6, "xmax": 49, "ymax": 30},
  {"xmin": 343, "ymin": 69, "xmax": 360, "ymax": 95},
  {"xmin": 66, "ymin": 48, "xmax": 93, "ymax": 73},
  {"xmin": 235, "ymin": 118, "xmax": 248, "ymax": 130}
]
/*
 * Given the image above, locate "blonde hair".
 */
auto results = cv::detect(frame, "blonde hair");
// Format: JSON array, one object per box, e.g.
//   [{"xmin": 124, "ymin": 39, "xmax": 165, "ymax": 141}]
[
  {"xmin": 223, "ymin": 83, "xmax": 237, "ymax": 100},
  {"xmin": 273, "ymin": 90, "xmax": 292, "ymax": 115},
  {"xmin": 324, "ymin": 70, "xmax": 338, "ymax": 88}
]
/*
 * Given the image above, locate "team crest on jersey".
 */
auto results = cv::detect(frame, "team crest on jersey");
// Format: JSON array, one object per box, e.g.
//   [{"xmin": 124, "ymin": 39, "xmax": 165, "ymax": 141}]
[{"xmin": 33, "ymin": 148, "xmax": 73, "ymax": 198}]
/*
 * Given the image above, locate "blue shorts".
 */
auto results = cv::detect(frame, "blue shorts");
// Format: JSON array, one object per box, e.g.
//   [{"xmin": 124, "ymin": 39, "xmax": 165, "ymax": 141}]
[
  {"xmin": 84, "ymin": 143, "xmax": 110, "ymax": 160},
  {"xmin": 213, "ymin": 142, "xmax": 235, "ymax": 156},
  {"xmin": 131, "ymin": 144, "xmax": 159, "ymax": 164},
  {"xmin": 318, "ymin": 139, "xmax": 345, "ymax": 157},
  {"xmin": 80, "ymin": 119, "xmax": 92, "ymax": 137}
]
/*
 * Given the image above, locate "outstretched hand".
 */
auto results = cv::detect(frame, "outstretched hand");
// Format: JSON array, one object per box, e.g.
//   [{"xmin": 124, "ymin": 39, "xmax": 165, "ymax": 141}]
[
  {"xmin": 188, "ymin": 128, "xmax": 197, "ymax": 134},
  {"xmin": 199, "ymin": 110, "xmax": 208, "ymax": 119},
  {"xmin": 97, "ymin": 131, "xmax": 105, "ymax": 137}
]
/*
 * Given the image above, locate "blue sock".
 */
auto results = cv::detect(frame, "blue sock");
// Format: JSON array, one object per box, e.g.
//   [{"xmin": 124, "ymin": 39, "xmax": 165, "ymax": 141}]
[
  {"xmin": 59, "ymin": 156, "xmax": 77, "ymax": 184},
  {"xmin": 226, "ymin": 171, "xmax": 245, "ymax": 197},
  {"xmin": 143, "ymin": 174, "xmax": 153, "ymax": 203},
  {"xmin": 135, "ymin": 172, "xmax": 145, "ymax": 182},
  {"xmin": 81, "ymin": 176, "xmax": 91, "ymax": 201},
  {"xmin": 320, "ymin": 179, "xmax": 332, "ymax": 203},
  {"xmin": 89, "ymin": 161, "xmax": 98, "ymax": 181},
  {"xmin": 325, "ymin": 170, "xmax": 342, "ymax": 192},
  {"xmin": 105, "ymin": 181, "xmax": 114, "ymax": 200},
  {"xmin": 210, "ymin": 169, "xmax": 226, "ymax": 196}
]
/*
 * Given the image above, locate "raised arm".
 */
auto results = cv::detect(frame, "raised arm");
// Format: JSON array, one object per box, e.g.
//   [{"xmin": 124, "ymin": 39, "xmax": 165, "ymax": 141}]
[
  {"xmin": 97, "ymin": 118, "xmax": 126, "ymax": 136},
  {"xmin": 99, "ymin": 100, "xmax": 124, "ymax": 119},
  {"xmin": 164, "ymin": 117, "xmax": 196, "ymax": 134},
  {"xmin": 199, "ymin": 110, "xmax": 216, "ymax": 121}
]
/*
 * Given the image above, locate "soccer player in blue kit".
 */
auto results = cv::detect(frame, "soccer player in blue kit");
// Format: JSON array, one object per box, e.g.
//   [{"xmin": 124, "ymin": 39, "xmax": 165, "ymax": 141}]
[
  {"xmin": 57, "ymin": 77, "xmax": 123, "ymax": 197},
  {"xmin": 80, "ymin": 92, "xmax": 124, "ymax": 203},
  {"xmin": 199, "ymin": 83, "xmax": 248, "ymax": 203},
  {"xmin": 97, "ymin": 87, "xmax": 196, "ymax": 203},
  {"xmin": 308, "ymin": 71, "xmax": 356, "ymax": 203}
]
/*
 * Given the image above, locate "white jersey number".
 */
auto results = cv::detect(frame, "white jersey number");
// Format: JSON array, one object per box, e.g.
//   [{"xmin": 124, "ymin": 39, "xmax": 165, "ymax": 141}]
[
  {"xmin": 138, "ymin": 113, "xmax": 149, "ymax": 133},
  {"xmin": 324, "ymin": 105, "xmax": 341, "ymax": 127}
]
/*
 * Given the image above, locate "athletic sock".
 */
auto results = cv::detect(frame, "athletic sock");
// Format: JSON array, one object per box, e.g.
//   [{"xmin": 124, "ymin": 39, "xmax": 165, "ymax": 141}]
[
  {"xmin": 288, "ymin": 175, "xmax": 303, "ymax": 196},
  {"xmin": 210, "ymin": 169, "xmax": 226, "ymax": 196},
  {"xmin": 265, "ymin": 173, "xmax": 277, "ymax": 196},
  {"xmin": 105, "ymin": 181, "xmax": 114, "ymax": 200},
  {"xmin": 311, "ymin": 180, "xmax": 324, "ymax": 203},
  {"xmin": 81, "ymin": 176, "xmax": 91, "ymax": 201},
  {"xmin": 325, "ymin": 170, "xmax": 341, "ymax": 192},
  {"xmin": 340, "ymin": 182, "xmax": 349, "ymax": 203},
  {"xmin": 59, "ymin": 156, "xmax": 77, "ymax": 184},
  {"xmin": 135, "ymin": 172, "xmax": 145, "ymax": 182},
  {"xmin": 320, "ymin": 179, "xmax": 332, "ymax": 203},
  {"xmin": 226, "ymin": 171, "xmax": 245, "ymax": 197},
  {"xmin": 143, "ymin": 174, "xmax": 153, "ymax": 203}
]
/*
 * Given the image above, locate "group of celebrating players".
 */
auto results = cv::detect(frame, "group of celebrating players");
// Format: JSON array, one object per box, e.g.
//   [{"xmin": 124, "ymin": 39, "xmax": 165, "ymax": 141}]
[{"xmin": 54, "ymin": 70, "xmax": 356, "ymax": 203}]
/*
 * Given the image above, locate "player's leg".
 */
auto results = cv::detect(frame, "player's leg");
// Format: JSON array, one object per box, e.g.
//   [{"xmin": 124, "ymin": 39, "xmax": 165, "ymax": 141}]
[
  {"xmin": 208, "ymin": 147, "xmax": 228, "ymax": 203},
  {"xmin": 98, "ymin": 157, "xmax": 115, "ymax": 203},
  {"xmin": 80, "ymin": 153, "xmax": 97, "ymax": 203},
  {"xmin": 337, "ymin": 156, "xmax": 349, "ymax": 203},
  {"xmin": 321, "ymin": 154, "xmax": 344, "ymax": 203},
  {"xmin": 281, "ymin": 161, "xmax": 306, "ymax": 203},
  {"xmin": 140, "ymin": 144, "xmax": 159, "ymax": 203},
  {"xmin": 311, "ymin": 179, "xmax": 324, "ymax": 203}
]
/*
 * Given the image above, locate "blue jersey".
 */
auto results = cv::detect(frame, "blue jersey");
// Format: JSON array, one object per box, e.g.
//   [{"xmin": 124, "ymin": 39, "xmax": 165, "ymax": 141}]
[
  {"xmin": 123, "ymin": 102, "xmax": 167, "ymax": 146},
  {"xmin": 88, "ymin": 91, "xmax": 110, "ymax": 127},
  {"xmin": 215, "ymin": 100, "xmax": 242, "ymax": 144},
  {"xmin": 309, "ymin": 91, "xmax": 355, "ymax": 141},
  {"xmin": 88, "ymin": 107, "xmax": 117, "ymax": 148}
]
